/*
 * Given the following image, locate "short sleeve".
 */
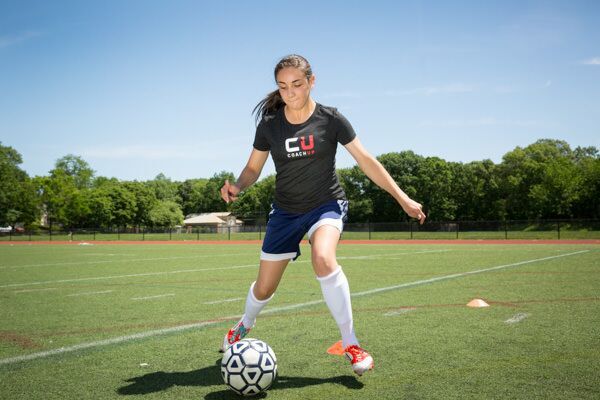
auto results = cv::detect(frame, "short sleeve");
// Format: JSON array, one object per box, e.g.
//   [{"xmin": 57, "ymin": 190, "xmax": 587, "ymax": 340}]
[
  {"xmin": 252, "ymin": 120, "xmax": 271, "ymax": 151},
  {"xmin": 333, "ymin": 109, "xmax": 357, "ymax": 145}
]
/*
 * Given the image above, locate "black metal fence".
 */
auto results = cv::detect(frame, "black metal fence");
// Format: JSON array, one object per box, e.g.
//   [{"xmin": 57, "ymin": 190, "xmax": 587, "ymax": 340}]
[{"xmin": 1, "ymin": 219, "xmax": 599, "ymax": 241}]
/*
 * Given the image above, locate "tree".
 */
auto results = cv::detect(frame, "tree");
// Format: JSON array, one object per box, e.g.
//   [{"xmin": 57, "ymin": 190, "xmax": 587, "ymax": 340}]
[
  {"xmin": 178, "ymin": 179, "xmax": 208, "ymax": 216},
  {"xmin": 35, "ymin": 169, "xmax": 80, "ymax": 228},
  {"xmin": 499, "ymin": 139, "xmax": 582, "ymax": 219},
  {"xmin": 123, "ymin": 181, "xmax": 158, "ymax": 227},
  {"xmin": 369, "ymin": 151, "xmax": 424, "ymax": 222},
  {"xmin": 338, "ymin": 167, "xmax": 373, "ymax": 222},
  {"xmin": 0, "ymin": 143, "xmax": 39, "ymax": 226},
  {"xmin": 147, "ymin": 200, "xmax": 184, "ymax": 227},
  {"xmin": 451, "ymin": 160, "xmax": 503, "ymax": 220},
  {"xmin": 204, "ymin": 171, "xmax": 235, "ymax": 213},
  {"xmin": 53, "ymin": 155, "xmax": 95, "ymax": 189},
  {"xmin": 231, "ymin": 175, "xmax": 275, "ymax": 221},
  {"xmin": 417, "ymin": 156, "xmax": 456, "ymax": 221},
  {"xmin": 94, "ymin": 179, "xmax": 137, "ymax": 227},
  {"xmin": 148, "ymin": 173, "xmax": 181, "ymax": 202},
  {"xmin": 572, "ymin": 146, "xmax": 600, "ymax": 218}
]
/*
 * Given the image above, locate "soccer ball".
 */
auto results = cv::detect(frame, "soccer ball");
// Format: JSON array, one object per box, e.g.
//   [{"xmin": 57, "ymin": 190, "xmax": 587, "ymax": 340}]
[{"xmin": 221, "ymin": 338, "xmax": 277, "ymax": 396}]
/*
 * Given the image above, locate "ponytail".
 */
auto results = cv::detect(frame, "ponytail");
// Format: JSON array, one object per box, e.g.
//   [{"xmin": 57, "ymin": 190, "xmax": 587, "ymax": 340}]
[
  {"xmin": 253, "ymin": 89, "xmax": 285, "ymax": 125},
  {"xmin": 253, "ymin": 54, "xmax": 313, "ymax": 126}
]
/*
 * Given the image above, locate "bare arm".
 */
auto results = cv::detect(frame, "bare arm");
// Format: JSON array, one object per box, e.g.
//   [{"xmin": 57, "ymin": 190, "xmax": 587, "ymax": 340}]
[
  {"xmin": 344, "ymin": 137, "xmax": 426, "ymax": 224},
  {"xmin": 220, "ymin": 148, "xmax": 269, "ymax": 203}
]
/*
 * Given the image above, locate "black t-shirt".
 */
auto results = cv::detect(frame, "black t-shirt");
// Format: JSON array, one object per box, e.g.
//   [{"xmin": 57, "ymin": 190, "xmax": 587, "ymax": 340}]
[{"xmin": 253, "ymin": 103, "xmax": 356, "ymax": 213}]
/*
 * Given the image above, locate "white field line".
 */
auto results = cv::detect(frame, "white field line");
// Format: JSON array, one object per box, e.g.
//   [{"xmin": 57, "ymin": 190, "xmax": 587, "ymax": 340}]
[
  {"xmin": 337, "ymin": 249, "xmax": 448, "ymax": 260},
  {"xmin": 0, "ymin": 250, "xmax": 444, "ymax": 289},
  {"xmin": 0, "ymin": 250, "xmax": 588, "ymax": 367},
  {"xmin": 0, "ymin": 248, "xmax": 436, "ymax": 270},
  {"xmin": 66, "ymin": 290, "xmax": 114, "ymax": 297},
  {"xmin": 0, "ymin": 252, "xmax": 256, "ymax": 270},
  {"xmin": 13, "ymin": 288, "xmax": 58, "ymax": 294},
  {"xmin": 0, "ymin": 264, "xmax": 259, "ymax": 289},
  {"xmin": 204, "ymin": 297, "xmax": 243, "ymax": 305},
  {"xmin": 384, "ymin": 308, "xmax": 417, "ymax": 317},
  {"xmin": 132, "ymin": 294, "xmax": 175, "ymax": 301},
  {"xmin": 505, "ymin": 313, "xmax": 529, "ymax": 324}
]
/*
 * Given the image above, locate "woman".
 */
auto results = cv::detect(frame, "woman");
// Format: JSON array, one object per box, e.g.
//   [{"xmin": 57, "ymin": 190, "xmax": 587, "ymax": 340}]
[{"xmin": 220, "ymin": 54, "xmax": 426, "ymax": 376}]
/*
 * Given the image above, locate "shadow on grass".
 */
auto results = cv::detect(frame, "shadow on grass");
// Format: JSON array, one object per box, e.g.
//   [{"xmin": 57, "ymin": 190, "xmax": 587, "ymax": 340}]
[{"xmin": 117, "ymin": 358, "xmax": 364, "ymax": 398}]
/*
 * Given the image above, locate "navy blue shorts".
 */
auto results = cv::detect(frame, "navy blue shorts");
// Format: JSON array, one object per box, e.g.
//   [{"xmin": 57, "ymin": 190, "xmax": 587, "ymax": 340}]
[{"xmin": 260, "ymin": 199, "xmax": 349, "ymax": 261}]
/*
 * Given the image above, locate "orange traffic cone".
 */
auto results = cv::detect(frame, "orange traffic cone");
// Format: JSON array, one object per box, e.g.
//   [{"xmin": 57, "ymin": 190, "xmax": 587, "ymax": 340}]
[
  {"xmin": 327, "ymin": 340, "xmax": 345, "ymax": 355},
  {"xmin": 467, "ymin": 298, "xmax": 490, "ymax": 308}
]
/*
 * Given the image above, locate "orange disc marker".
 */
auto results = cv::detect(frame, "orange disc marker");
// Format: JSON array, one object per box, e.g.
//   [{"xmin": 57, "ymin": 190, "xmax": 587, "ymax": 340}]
[{"xmin": 327, "ymin": 340, "xmax": 345, "ymax": 355}]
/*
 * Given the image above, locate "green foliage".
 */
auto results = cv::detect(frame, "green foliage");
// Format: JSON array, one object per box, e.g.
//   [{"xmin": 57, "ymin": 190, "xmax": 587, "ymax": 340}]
[
  {"xmin": 178, "ymin": 179, "xmax": 208, "ymax": 216},
  {"xmin": 123, "ymin": 181, "xmax": 158, "ymax": 227},
  {"xmin": 147, "ymin": 200, "xmax": 184, "ymax": 227},
  {"xmin": 53, "ymin": 154, "xmax": 95, "ymax": 189},
  {"xmin": 3, "ymin": 138, "xmax": 599, "ymax": 228},
  {"xmin": 231, "ymin": 175, "xmax": 275, "ymax": 220},
  {"xmin": 148, "ymin": 173, "xmax": 181, "ymax": 202},
  {"xmin": 499, "ymin": 139, "xmax": 592, "ymax": 219},
  {"xmin": 0, "ymin": 143, "xmax": 39, "ymax": 226}
]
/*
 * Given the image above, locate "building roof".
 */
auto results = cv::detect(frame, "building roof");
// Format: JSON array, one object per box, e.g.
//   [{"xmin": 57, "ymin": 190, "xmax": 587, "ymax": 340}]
[{"xmin": 183, "ymin": 212, "xmax": 243, "ymax": 225}]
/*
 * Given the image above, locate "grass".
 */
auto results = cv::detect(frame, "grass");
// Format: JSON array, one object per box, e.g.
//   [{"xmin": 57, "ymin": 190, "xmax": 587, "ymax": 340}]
[
  {"xmin": 0, "ymin": 242, "xmax": 599, "ymax": 399},
  {"xmin": 2, "ymin": 228, "xmax": 600, "ymax": 242}
]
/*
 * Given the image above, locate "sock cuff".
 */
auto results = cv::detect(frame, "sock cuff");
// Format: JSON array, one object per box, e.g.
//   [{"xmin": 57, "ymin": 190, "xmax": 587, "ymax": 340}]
[
  {"xmin": 316, "ymin": 266, "xmax": 343, "ymax": 282},
  {"xmin": 249, "ymin": 281, "xmax": 274, "ymax": 304}
]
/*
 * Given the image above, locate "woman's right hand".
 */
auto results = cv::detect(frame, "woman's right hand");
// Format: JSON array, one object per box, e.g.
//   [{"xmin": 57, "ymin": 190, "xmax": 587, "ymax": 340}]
[{"xmin": 220, "ymin": 180, "xmax": 241, "ymax": 203}]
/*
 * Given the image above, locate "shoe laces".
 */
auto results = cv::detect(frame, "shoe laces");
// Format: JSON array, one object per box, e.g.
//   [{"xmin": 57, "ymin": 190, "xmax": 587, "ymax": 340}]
[
  {"xmin": 345, "ymin": 345, "xmax": 369, "ymax": 362},
  {"xmin": 228, "ymin": 322, "xmax": 249, "ymax": 344}
]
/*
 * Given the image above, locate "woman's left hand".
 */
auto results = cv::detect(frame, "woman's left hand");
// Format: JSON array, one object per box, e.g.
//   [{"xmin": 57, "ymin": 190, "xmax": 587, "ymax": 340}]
[{"xmin": 400, "ymin": 198, "xmax": 426, "ymax": 225}]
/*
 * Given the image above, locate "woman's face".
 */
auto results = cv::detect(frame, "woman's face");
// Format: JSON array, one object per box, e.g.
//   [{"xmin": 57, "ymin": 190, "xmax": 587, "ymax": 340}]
[{"xmin": 276, "ymin": 67, "xmax": 315, "ymax": 110}]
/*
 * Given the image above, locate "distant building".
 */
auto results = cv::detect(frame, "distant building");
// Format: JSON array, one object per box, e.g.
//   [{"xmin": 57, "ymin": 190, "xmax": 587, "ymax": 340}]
[{"xmin": 183, "ymin": 212, "xmax": 243, "ymax": 233}]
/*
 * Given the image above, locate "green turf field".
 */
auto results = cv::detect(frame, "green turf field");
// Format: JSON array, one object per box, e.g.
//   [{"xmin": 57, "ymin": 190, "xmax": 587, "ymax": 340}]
[{"xmin": 0, "ymin": 243, "xmax": 598, "ymax": 399}]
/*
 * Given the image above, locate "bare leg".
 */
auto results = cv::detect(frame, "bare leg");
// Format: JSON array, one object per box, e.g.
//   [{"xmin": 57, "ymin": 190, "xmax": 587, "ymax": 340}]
[
  {"xmin": 311, "ymin": 225, "xmax": 359, "ymax": 347},
  {"xmin": 239, "ymin": 258, "xmax": 290, "ymax": 328},
  {"xmin": 253, "ymin": 258, "xmax": 290, "ymax": 300}
]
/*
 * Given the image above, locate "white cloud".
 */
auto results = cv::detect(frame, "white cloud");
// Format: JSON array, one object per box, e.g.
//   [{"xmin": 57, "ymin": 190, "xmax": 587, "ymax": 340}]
[
  {"xmin": 81, "ymin": 145, "xmax": 206, "ymax": 161},
  {"xmin": 418, "ymin": 117, "xmax": 551, "ymax": 129},
  {"xmin": 385, "ymin": 83, "xmax": 475, "ymax": 96},
  {"xmin": 581, "ymin": 57, "xmax": 600, "ymax": 65},
  {"xmin": 0, "ymin": 31, "xmax": 43, "ymax": 49},
  {"xmin": 322, "ymin": 91, "xmax": 361, "ymax": 99}
]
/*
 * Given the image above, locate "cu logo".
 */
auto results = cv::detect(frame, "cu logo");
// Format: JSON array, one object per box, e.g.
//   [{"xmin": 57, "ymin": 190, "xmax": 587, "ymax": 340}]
[{"xmin": 285, "ymin": 134, "xmax": 314, "ymax": 153}]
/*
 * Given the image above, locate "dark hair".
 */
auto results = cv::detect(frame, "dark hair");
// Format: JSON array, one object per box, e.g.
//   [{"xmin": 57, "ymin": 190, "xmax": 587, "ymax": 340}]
[{"xmin": 253, "ymin": 54, "xmax": 313, "ymax": 124}]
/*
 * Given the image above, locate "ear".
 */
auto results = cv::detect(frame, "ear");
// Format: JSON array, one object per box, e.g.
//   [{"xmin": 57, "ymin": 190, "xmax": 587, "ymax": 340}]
[{"xmin": 309, "ymin": 74, "xmax": 316, "ymax": 89}]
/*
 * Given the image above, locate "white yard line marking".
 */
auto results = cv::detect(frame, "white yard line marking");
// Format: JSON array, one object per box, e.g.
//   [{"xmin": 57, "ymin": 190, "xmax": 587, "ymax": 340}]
[
  {"xmin": 0, "ymin": 250, "xmax": 588, "ymax": 366},
  {"xmin": 0, "ymin": 252, "xmax": 256, "ymax": 270},
  {"xmin": 13, "ymin": 288, "xmax": 58, "ymax": 294},
  {"xmin": 384, "ymin": 308, "xmax": 417, "ymax": 317},
  {"xmin": 0, "ymin": 250, "xmax": 442, "ymax": 289},
  {"xmin": 505, "ymin": 313, "xmax": 529, "ymax": 324},
  {"xmin": 338, "ymin": 249, "xmax": 449, "ymax": 260},
  {"xmin": 66, "ymin": 290, "xmax": 114, "ymax": 297},
  {"xmin": 204, "ymin": 297, "xmax": 243, "ymax": 305},
  {"xmin": 132, "ymin": 294, "xmax": 175, "ymax": 301},
  {"xmin": 0, "ymin": 264, "xmax": 259, "ymax": 289},
  {"xmin": 350, "ymin": 250, "xmax": 590, "ymax": 299}
]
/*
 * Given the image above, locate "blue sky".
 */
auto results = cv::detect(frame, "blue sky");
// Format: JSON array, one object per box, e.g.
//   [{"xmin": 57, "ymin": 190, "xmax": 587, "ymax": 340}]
[{"xmin": 1, "ymin": 0, "xmax": 599, "ymax": 181}]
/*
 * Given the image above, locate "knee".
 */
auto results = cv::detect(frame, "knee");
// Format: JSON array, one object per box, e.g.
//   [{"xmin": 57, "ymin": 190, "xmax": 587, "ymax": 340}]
[
  {"xmin": 252, "ymin": 282, "xmax": 274, "ymax": 301},
  {"xmin": 312, "ymin": 250, "xmax": 337, "ymax": 276}
]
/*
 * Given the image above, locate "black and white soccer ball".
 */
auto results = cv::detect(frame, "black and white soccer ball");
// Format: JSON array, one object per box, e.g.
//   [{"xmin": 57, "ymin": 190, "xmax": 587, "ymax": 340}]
[{"xmin": 221, "ymin": 338, "xmax": 277, "ymax": 396}]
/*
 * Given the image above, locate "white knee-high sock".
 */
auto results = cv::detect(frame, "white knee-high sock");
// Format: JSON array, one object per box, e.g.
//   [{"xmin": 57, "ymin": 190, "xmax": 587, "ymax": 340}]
[
  {"xmin": 241, "ymin": 281, "xmax": 273, "ymax": 328},
  {"xmin": 317, "ymin": 266, "xmax": 359, "ymax": 348}
]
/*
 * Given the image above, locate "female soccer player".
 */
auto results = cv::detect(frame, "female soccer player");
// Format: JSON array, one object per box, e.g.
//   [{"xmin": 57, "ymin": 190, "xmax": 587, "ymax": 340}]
[{"xmin": 220, "ymin": 54, "xmax": 426, "ymax": 376}]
